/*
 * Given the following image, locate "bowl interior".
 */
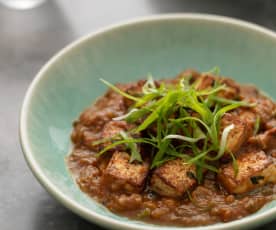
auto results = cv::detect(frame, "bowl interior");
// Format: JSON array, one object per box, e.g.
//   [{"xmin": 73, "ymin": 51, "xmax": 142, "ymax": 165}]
[{"xmin": 21, "ymin": 15, "xmax": 276, "ymax": 229}]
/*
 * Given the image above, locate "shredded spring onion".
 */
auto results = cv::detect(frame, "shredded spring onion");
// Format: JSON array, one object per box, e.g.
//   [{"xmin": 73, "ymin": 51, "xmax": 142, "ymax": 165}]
[
  {"xmin": 95, "ymin": 69, "xmax": 253, "ymax": 181},
  {"xmin": 112, "ymin": 109, "xmax": 139, "ymax": 121},
  {"xmin": 217, "ymin": 124, "xmax": 235, "ymax": 160},
  {"xmin": 163, "ymin": 134, "xmax": 205, "ymax": 143}
]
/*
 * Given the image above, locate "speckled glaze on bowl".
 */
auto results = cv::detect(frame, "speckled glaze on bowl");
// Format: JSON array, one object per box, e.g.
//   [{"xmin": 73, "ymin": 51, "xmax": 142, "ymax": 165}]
[{"xmin": 20, "ymin": 14, "xmax": 276, "ymax": 230}]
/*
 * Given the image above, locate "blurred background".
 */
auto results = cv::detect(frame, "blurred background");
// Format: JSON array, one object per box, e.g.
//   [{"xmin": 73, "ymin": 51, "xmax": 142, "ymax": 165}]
[{"xmin": 1, "ymin": 0, "xmax": 276, "ymax": 229}]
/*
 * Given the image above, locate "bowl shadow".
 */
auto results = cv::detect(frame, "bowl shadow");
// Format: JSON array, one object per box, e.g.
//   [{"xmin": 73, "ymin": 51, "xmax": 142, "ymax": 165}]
[{"xmin": 149, "ymin": 0, "xmax": 276, "ymax": 30}]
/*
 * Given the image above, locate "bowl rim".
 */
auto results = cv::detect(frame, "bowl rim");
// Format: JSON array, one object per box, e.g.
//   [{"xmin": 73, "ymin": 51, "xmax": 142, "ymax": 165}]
[{"xmin": 20, "ymin": 13, "xmax": 276, "ymax": 230}]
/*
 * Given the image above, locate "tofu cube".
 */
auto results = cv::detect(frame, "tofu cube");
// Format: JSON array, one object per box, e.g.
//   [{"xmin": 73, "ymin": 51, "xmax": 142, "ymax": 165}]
[
  {"xmin": 100, "ymin": 121, "xmax": 135, "ymax": 149},
  {"xmin": 253, "ymin": 97, "xmax": 276, "ymax": 124},
  {"xmin": 217, "ymin": 78, "xmax": 240, "ymax": 99},
  {"xmin": 194, "ymin": 75, "xmax": 215, "ymax": 91},
  {"xmin": 102, "ymin": 121, "xmax": 130, "ymax": 140},
  {"xmin": 150, "ymin": 159, "xmax": 197, "ymax": 197},
  {"xmin": 236, "ymin": 108, "xmax": 257, "ymax": 132},
  {"xmin": 103, "ymin": 151, "xmax": 149, "ymax": 193},
  {"xmin": 218, "ymin": 150, "xmax": 276, "ymax": 194},
  {"xmin": 255, "ymin": 127, "xmax": 276, "ymax": 151},
  {"xmin": 220, "ymin": 113, "xmax": 251, "ymax": 154}
]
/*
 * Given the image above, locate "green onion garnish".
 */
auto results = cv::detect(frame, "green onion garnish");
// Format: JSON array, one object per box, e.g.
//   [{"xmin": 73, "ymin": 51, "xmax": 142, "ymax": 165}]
[{"xmin": 96, "ymin": 70, "xmax": 253, "ymax": 181}]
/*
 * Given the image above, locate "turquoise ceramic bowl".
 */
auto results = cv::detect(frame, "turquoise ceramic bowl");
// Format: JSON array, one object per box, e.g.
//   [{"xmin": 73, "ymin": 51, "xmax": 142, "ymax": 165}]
[{"xmin": 20, "ymin": 14, "xmax": 276, "ymax": 230}]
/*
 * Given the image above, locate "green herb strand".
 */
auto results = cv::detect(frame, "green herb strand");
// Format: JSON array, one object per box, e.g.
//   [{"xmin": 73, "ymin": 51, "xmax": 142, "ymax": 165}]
[{"xmin": 96, "ymin": 70, "xmax": 250, "ymax": 181}]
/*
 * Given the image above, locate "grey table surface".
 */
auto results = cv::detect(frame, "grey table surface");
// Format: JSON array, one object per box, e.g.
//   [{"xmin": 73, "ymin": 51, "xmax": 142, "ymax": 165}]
[{"xmin": 1, "ymin": 0, "xmax": 276, "ymax": 229}]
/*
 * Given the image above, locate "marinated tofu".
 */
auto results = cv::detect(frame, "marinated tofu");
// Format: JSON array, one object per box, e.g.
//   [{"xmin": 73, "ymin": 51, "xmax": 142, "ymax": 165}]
[
  {"xmin": 217, "ymin": 78, "xmax": 240, "ymax": 99},
  {"xmin": 239, "ymin": 84, "xmax": 259, "ymax": 100},
  {"xmin": 236, "ymin": 108, "xmax": 257, "ymax": 132},
  {"xmin": 248, "ymin": 127, "xmax": 276, "ymax": 152},
  {"xmin": 192, "ymin": 74, "xmax": 240, "ymax": 99},
  {"xmin": 220, "ymin": 113, "xmax": 251, "ymax": 154},
  {"xmin": 101, "ymin": 120, "xmax": 135, "ymax": 148},
  {"xmin": 252, "ymin": 97, "xmax": 276, "ymax": 124},
  {"xmin": 194, "ymin": 74, "xmax": 215, "ymax": 91},
  {"xmin": 237, "ymin": 86, "xmax": 276, "ymax": 126},
  {"xmin": 177, "ymin": 69, "xmax": 201, "ymax": 82},
  {"xmin": 150, "ymin": 159, "xmax": 197, "ymax": 197},
  {"xmin": 260, "ymin": 127, "xmax": 276, "ymax": 150},
  {"xmin": 218, "ymin": 150, "xmax": 276, "ymax": 194},
  {"xmin": 103, "ymin": 151, "xmax": 149, "ymax": 193},
  {"xmin": 102, "ymin": 121, "xmax": 125, "ymax": 140},
  {"xmin": 265, "ymin": 119, "xmax": 276, "ymax": 130},
  {"xmin": 92, "ymin": 120, "xmax": 139, "ymax": 152}
]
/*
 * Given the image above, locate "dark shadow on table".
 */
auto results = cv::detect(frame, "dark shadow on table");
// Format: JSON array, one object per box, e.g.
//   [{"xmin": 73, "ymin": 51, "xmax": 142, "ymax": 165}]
[
  {"xmin": 149, "ymin": 0, "xmax": 276, "ymax": 30},
  {"xmin": 31, "ymin": 192, "xmax": 104, "ymax": 230}
]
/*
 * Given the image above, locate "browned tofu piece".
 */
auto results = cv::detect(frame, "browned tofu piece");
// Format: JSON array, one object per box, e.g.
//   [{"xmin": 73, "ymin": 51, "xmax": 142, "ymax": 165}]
[
  {"xmin": 248, "ymin": 127, "xmax": 276, "ymax": 152},
  {"xmin": 194, "ymin": 74, "xmax": 215, "ymax": 91},
  {"xmin": 265, "ymin": 119, "xmax": 276, "ymax": 130},
  {"xmin": 101, "ymin": 121, "xmax": 135, "ymax": 149},
  {"xmin": 102, "ymin": 121, "xmax": 129, "ymax": 140},
  {"xmin": 239, "ymin": 84, "xmax": 259, "ymax": 100},
  {"xmin": 150, "ymin": 159, "xmax": 197, "ymax": 197},
  {"xmin": 252, "ymin": 97, "xmax": 276, "ymax": 124},
  {"xmin": 218, "ymin": 150, "xmax": 276, "ymax": 194},
  {"xmin": 236, "ymin": 108, "xmax": 257, "ymax": 132},
  {"xmin": 161, "ymin": 69, "xmax": 200, "ymax": 86},
  {"xmin": 83, "ymin": 120, "xmax": 128, "ymax": 151},
  {"xmin": 177, "ymin": 69, "xmax": 201, "ymax": 81},
  {"xmin": 103, "ymin": 151, "xmax": 149, "ymax": 193},
  {"xmin": 192, "ymin": 74, "xmax": 240, "ymax": 99},
  {"xmin": 115, "ymin": 81, "xmax": 145, "ymax": 107},
  {"xmin": 259, "ymin": 127, "xmax": 276, "ymax": 150},
  {"xmin": 217, "ymin": 78, "xmax": 240, "ymax": 99},
  {"xmin": 220, "ymin": 113, "xmax": 251, "ymax": 154},
  {"xmin": 238, "ymin": 85, "xmax": 276, "ymax": 125}
]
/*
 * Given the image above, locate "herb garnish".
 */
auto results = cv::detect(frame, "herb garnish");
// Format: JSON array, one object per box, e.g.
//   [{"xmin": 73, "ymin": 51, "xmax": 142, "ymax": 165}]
[
  {"xmin": 250, "ymin": 175, "xmax": 265, "ymax": 185},
  {"xmin": 95, "ymin": 69, "xmax": 253, "ymax": 182},
  {"xmin": 253, "ymin": 116, "xmax": 261, "ymax": 135}
]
